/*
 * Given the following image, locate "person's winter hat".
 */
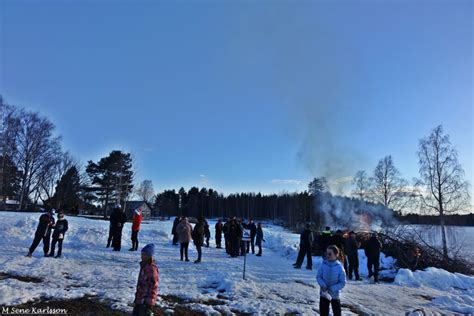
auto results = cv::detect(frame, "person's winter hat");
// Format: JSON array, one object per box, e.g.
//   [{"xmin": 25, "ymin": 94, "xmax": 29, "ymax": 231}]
[
  {"xmin": 141, "ymin": 243, "xmax": 155, "ymax": 257},
  {"xmin": 135, "ymin": 209, "xmax": 141, "ymax": 215},
  {"xmin": 115, "ymin": 203, "xmax": 121, "ymax": 209},
  {"xmin": 49, "ymin": 209, "xmax": 56, "ymax": 215}
]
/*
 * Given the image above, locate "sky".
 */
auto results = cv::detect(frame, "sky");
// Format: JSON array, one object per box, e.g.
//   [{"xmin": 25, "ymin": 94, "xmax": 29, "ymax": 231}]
[{"xmin": 1, "ymin": 0, "xmax": 472, "ymax": 201}]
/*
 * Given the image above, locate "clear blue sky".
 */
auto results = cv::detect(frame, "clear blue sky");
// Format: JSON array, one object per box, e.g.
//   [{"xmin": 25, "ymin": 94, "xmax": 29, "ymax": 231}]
[{"xmin": 1, "ymin": 0, "xmax": 472, "ymax": 199}]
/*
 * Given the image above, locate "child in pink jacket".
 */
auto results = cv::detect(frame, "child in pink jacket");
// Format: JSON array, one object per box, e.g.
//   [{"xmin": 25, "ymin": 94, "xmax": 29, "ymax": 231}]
[{"xmin": 134, "ymin": 243, "xmax": 159, "ymax": 316}]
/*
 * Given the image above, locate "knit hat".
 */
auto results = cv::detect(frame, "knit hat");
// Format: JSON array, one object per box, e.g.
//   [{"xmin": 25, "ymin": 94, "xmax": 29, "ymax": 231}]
[{"xmin": 141, "ymin": 243, "xmax": 155, "ymax": 257}]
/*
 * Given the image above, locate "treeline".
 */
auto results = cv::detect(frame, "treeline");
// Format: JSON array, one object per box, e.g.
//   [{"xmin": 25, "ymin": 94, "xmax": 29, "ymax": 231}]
[
  {"xmin": 396, "ymin": 213, "xmax": 474, "ymax": 226},
  {"xmin": 155, "ymin": 188, "xmax": 314, "ymax": 225}
]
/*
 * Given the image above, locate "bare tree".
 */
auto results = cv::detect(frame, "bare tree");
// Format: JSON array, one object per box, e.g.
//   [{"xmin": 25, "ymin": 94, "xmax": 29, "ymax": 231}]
[
  {"xmin": 37, "ymin": 151, "xmax": 77, "ymax": 205},
  {"xmin": 14, "ymin": 110, "xmax": 61, "ymax": 210},
  {"xmin": 136, "ymin": 180, "xmax": 154, "ymax": 203},
  {"xmin": 351, "ymin": 170, "xmax": 369, "ymax": 200},
  {"xmin": 417, "ymin": 125, "xmax": 471, "ymax": 258},
  {"xmin": 369, "ymin": 155, "xmax": 410, "ymax": 212}
]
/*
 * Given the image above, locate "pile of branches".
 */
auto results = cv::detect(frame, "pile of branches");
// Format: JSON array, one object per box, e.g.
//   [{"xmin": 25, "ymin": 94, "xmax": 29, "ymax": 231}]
[{"xmin": 376, "ymin": 229, "xmax": 473, "ymax": 275}]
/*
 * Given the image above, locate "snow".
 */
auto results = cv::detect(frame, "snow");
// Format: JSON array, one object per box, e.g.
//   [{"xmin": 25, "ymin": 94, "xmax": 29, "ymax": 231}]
[{"xmin": 0, "ymin": 211, "xmax": 473, "ymax": 315}]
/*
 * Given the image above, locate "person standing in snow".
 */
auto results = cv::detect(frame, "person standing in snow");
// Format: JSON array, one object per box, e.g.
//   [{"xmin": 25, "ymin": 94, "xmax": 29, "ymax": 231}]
[
  {"xmin": 192, "ymin": 217, "xmax": 206, "ymax": 263},
  {"xmin": 215, "ymin": 219, "xmax": 223, "ymax": 248},
  {"xmin": 317, "ymin": 245, "xmax": 346, "ymax": 316},
  {"xmin": 48, "ymin": 211, "xmax": 68, "ymax": 258},
  {"xmin": 246, "ymin": 219, "xmax": 257, "ymax": 254},
  {"xmin": 133, "ymin": 243, "xmax": 159, "ymax": 316},
  {"xmin": 293, "ymin": 223, "xmax": 313, "ymax": 270},
  {"xmin": 27, "ymin": 209, "xmax": 55, "ymax": 257},
  {"xmin": 171, "ymin": 216, "xmax": 181, "ymax": 246},
  {"xmin": 229, "ymin": 218, "xmax": 241, "ymax": 258},
  {"xmin": 344, "ymin": 231, "xmax": 361, "ymax": 281},
  {"xmin": 223, "ymin": 218, "xmax": 230, "ymax": 254},
  {"xmin": 130, "ymin": 208, "xmax": 143, "ymax": 251},
  {"xmin": 110, "ymin": 204, "xmax": 127, "ymax": 251},
  {"xmin": 255, "ymin": 223, "xmax": 265, "ymax": 256},
  {"xmin": 176, "ymin": 217, "xmax": 192, "ymax": 261},
  {"xmin": 365, "ymin": 233, "xmax": 383, "ymax": 283}
]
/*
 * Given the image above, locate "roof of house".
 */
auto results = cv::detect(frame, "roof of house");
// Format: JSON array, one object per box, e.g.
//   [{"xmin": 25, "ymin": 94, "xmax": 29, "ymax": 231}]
[{"xmin": 125, "ymin": 201, "xmax": 151, "ymax": 211}]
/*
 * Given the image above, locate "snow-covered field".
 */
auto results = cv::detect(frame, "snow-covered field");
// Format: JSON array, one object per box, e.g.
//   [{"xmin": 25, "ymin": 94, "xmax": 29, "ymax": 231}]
[{"xmin": 0, "ymin": 212, "xmax": 473, "ymax": 315}]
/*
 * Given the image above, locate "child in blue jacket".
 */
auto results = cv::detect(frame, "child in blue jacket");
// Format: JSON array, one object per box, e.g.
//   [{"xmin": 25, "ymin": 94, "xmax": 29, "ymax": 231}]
[{"xmin": 316, "ymin": 245, "xmax": 346, "ymax": 316}]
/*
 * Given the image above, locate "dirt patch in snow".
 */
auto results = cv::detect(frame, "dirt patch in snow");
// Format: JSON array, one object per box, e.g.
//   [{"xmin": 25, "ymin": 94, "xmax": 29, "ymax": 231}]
[{"xmin": 0, "ymin": 272, "xmax": 43, "ymax": 283}]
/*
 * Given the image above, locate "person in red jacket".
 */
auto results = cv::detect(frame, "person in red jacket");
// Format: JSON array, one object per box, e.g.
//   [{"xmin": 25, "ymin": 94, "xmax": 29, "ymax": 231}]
[
  {"xmin": 134, "ymin": 243, "xmax": 159, "ymax": 316},
  {"xmin": 130, "ymin": 209, "xmax": 143, "ymax": 251}
]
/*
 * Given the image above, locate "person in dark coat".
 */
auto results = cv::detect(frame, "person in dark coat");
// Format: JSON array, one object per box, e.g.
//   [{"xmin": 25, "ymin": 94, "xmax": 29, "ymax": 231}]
[
  {"xmin": 229, "ymin": 218, "xmax": 241, "ymax": 258},
  {"xmin": 192, "ymin": 217, "xmax": 205, "ymax": 263},
  {"xmin": 255, "ymin": 223, "xmax": 265, "ymax": 256},
  {"xmin": 171, "ymin": 216, "xmax": 181, "ymax": 246},
  {"xmin": 110, "ymin": 205, "xmax": 127, "ymax": 251},
  {"xmin": 48, "ymin": 211, "xmax": 69, "ymax": 258},
  {"xmin": 223, "ymin": 219, "xmax": 230, "ymax": 254},
  {"xmin": 320, "ymin": 226, "xmax": 332, "ymax": 255},
  {"xmin": 344, "ymin": 231, "xmax": 361, "ymax": 281},
  {"xmin": 366, "ymin": 233, "xmax": 383, "ymax": 282},
  {"xmin": 203, "ymin": 218, "xmax": 211, "ymax": 248},
  {"xmin": 293, "ymin": 223, "xmax": 313, "ymax": 270},
  {"xmin": 215, "ymin": 219, "xmax": 223, "ymax": 248},
  {"xmin": 27, "ymin": 210, "xmax": 55, "ymax": 257},
  {"xmin": 246, "ymin": 219, "xmax": 257, "ymax": 254}
]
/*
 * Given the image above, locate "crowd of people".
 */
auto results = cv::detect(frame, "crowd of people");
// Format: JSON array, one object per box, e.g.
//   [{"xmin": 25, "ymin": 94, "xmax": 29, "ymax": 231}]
[
  {"xmin": 24, "ymin": 210, "xmax": 386, "ymax": 316},
  {"xmin": 171, "ymin": 216, "xmax": 266, "ymax": 263},
  {"xmin": 294, "ymin": 225, "xmax": 383, "ymax": 283}
]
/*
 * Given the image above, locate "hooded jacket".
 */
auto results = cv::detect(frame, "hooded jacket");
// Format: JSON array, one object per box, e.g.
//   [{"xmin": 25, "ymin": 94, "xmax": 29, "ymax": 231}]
[
  {"xmin": 134, "ymin": 260, "xmax": 159, "ymax": 306},
  {"xmin": 316, "ymin": 259, "xmax": 346, "ymax": 300},
  {"xmin": 192, "ymin": 221, "xmax": 205, "ymax": 246},
  {"xmin": 176, "ymin": 219, "xmax": 192, "ymax": 243}
]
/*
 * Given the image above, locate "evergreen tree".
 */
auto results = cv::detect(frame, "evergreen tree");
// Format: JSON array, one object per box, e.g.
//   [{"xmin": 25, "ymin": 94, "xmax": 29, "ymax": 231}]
[
  {"xmin": 86, "ymin": 150, "xmax": 134, "ymax": 217},
  {"xmin": 0, "ymin": 154, "xmax": 21, "ymax": 203},
  {"xmin": 51, "ymin": 166, "xmax": 81, "ymax": 214}
]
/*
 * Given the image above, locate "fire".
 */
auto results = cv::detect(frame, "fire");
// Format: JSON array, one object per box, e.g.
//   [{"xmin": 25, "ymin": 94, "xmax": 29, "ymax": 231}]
[{"xmin": 358, "ymin": 213, "xmax": 373, "ymax": 231}]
